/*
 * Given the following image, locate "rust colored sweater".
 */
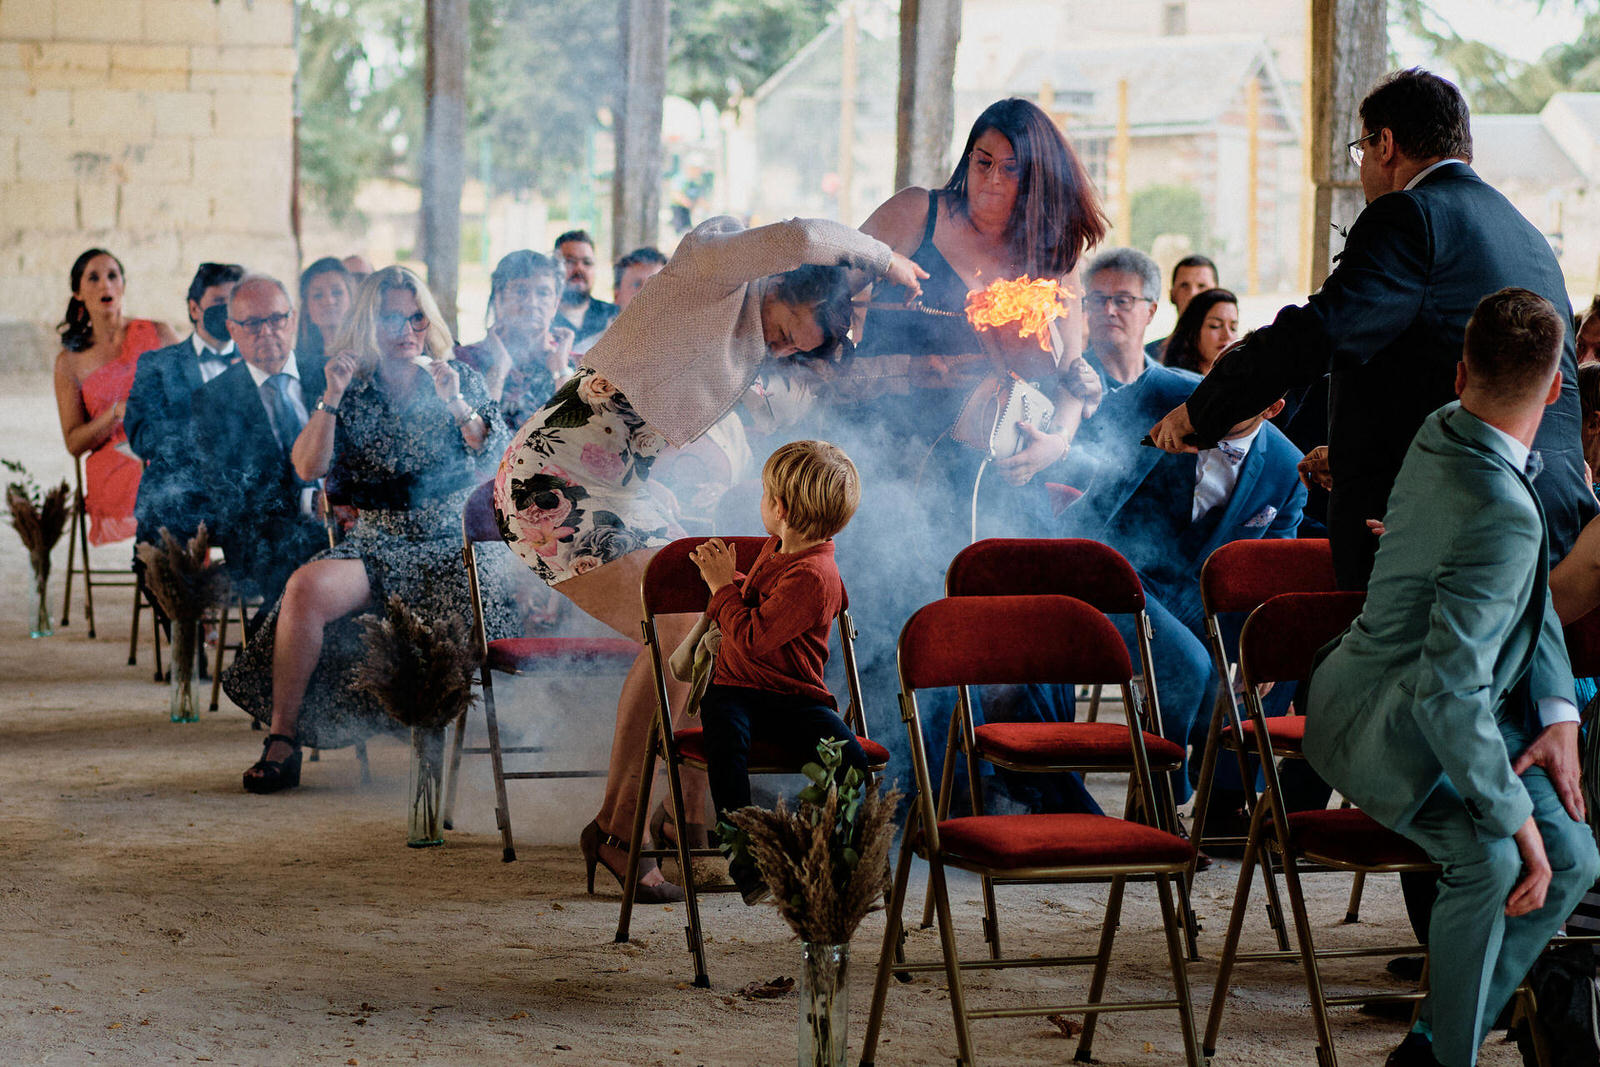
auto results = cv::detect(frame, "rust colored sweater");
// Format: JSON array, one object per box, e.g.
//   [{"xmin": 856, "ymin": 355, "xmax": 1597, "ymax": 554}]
[{"xmin": 705, "ymin": 536, "xmax": 842, "ymax": 708}]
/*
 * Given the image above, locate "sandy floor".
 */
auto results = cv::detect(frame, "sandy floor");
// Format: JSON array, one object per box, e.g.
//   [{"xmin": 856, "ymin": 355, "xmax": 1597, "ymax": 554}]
[{"xmin": 0, "ymin": 378, "xmax": 1523, "ymax": 1065}]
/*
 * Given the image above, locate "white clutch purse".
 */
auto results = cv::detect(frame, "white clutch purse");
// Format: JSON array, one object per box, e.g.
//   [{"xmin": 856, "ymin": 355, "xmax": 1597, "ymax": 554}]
[{"xmin": 950, "ymin": 371, "xmax": 1056, "ymax": 459}]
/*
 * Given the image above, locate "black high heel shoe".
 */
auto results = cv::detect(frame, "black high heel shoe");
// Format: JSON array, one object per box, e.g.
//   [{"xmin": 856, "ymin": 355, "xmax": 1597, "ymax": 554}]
[
  {"xmin": 579, "ymin": 820, "xmax": 685, "ymax": 904},
  {"xmin": 243, "ymin": 733, "xmax": 302, "ymax": 794}
]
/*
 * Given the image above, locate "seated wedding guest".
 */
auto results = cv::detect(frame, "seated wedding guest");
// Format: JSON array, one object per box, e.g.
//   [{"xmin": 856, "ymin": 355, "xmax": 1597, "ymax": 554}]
[
  {"xmin": 1162, "ymin": 288, "xmax": 1240, "ymax": 377},
  {"xmin": 1305, "ymin": 288, "xmax": 1596, "ymax": 1067},
  {"xmin": 554, "ymin": 229, "xmax": 619, "ymax": 350},
  {"xmin": 223, "ymin": 266, "xmax": 514, "ymax": 793},
  {"xmin": 1146, "ymin": 254, "xmax": 1220, "ymax": 361},
  {"xmin": 454, "ymin": 250, "xmax": 574, "ymax": 429},
  {"xmin": 192, "ymin": 275, "xmax": 328, "ymax": 614},
  {"xmin": 1577, "ymin": 297, "xmax": 1600, "ymax": 366},
  {"xmin": 53, "ymin": 248, "xmax": 178, "ymax": 546},
  {"xmin": 126, "ymin": 262, "xmax": 244, "ymax": 548},
  {"xmin": 296, "ymin": 257, "xmax": 354, "ymax": 361},
  {"xmin": 495, "ymin": 214, "xmax": 924, "ymax": 901},
  {"xmin": 691, "ymin": 440, "xmax": 869, "ymax": 905},
  {"xmin": 613, "ymin": 246, "xmax": 667, "ymax": 312}
]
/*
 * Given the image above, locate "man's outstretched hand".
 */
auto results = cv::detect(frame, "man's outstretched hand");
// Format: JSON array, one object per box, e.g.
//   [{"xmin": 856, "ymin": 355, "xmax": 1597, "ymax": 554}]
[{"xmin": 1512, "ymin": 720, "xmax": 1585, "ymax": 823}]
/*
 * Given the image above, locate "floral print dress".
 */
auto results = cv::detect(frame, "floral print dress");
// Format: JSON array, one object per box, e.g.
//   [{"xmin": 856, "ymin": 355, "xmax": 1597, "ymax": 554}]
[
  {"xmin": 495, "ymin": 368, "xmax": 676, "ymax": 584},
  {"xmin": 224, "ymin": 362, "xmax": 518, "ymax": 748}
]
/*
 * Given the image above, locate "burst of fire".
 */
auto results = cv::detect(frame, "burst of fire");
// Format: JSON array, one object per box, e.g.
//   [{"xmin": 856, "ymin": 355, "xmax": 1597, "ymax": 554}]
[{"xmin": 964, "ymin": 275, "xmax": 1072, "ymax": 351}]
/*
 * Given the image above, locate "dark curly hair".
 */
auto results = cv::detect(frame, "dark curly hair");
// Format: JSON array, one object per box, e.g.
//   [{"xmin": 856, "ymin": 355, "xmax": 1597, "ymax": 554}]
[
  {"xmin": 57, "ymin": 248, "xmax": 124, "ymax": 353},
  {"xmin": 768, "ymin": 265, "xmax": 856, "ymax": 361}
]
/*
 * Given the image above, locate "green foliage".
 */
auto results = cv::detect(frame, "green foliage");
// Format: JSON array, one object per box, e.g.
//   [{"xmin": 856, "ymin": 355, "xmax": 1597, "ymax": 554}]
[
  {"xmin": 1130, "ymin": 185, "xmax": 1206, "ymax": 254},
  {"xmin": 670, "ymin": 0, "xmax": 838, "ymax": 111}
]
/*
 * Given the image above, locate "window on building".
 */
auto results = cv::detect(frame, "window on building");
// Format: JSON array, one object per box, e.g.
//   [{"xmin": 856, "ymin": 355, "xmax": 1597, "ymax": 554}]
[{"xmin": 1162, "ymin": 2, "xmax": 1187, "ymax": 36}]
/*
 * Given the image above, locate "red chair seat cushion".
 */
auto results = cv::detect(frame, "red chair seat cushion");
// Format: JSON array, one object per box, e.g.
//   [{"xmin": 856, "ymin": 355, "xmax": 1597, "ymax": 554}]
[
  {"xmin": 674, "ymin": 727, "xmax": 890, "ymax": 770},
  {"xmin": 487, "ymin": 637, "xmax": 642, "ymax": 674},
  {"xmin": 938, "ymin": 813, "xmax": 1193, "ymax": 870},
  {"xmin": 974, "ymin": 722, "xmax": 1184, "ymax": 770},
  {"xmin": 1287, "ymin": 808, "xmax": 1433, "ymax": 868},
  {"xmin": 1239, "ymin": 715, "xmax": 1306, "ymax": 753}
]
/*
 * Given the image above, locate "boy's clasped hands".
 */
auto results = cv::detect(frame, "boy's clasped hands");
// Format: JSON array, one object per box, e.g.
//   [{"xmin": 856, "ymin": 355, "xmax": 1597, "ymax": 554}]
[{"xmin": 690, "ymin": 537, "xmax": 738, "ymax": 593}]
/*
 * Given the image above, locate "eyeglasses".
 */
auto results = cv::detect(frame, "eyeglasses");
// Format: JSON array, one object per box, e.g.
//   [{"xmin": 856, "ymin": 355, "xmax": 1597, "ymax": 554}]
[
  {"xmin": 1082, "ymin": 292, "xmax": 1155, "ymax": 313},
  {"xmin": 378, "ymin": 310, "xmax": 430, "ymax": 334},
  {"xmin": 230, "ymin": 311, "xmax": 292, "ymax": 334},
  {"xmin": 969, "ymin": 150, "xmax": 1022, "ymax": 182},
  {"xmin": 1347, "ymin": 131, "xmax": 1379, "ymax": 167}
]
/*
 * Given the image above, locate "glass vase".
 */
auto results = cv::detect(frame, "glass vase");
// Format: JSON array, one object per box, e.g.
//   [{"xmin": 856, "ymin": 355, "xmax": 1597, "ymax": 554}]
[
  {"xmin": 408, "ymin": 725, "xmax": 445, "ymax": 847},
  {"xmin": 799, "ymin": 941, "xmax": 849, "ymax": 1067},
  {"xmin": 30, "ymin": 569, "xmax": 53, "ymax": 639},
  {"xmin": 168, "ymin": 618, "xmax": 199, "ymax": 723}
]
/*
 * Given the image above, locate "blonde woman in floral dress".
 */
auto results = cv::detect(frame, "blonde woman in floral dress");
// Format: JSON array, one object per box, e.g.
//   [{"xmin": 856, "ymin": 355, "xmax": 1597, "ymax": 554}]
[{"xmin": 494, "ymin": 216, "xmax": 924, "ymax": 902}]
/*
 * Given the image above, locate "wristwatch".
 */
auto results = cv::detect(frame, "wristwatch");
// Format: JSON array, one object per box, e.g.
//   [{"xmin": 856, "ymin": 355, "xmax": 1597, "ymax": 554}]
[{"xmin": 314, "ymin": 398, "xmax": 339, "ymax": 416}]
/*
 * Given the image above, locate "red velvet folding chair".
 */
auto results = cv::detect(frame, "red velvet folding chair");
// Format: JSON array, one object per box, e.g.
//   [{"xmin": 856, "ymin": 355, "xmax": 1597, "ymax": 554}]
[
  {"xmin": 861, "ymin": 594, "xmax": 1200, "ymax": 1066},
  {"xmin": 1205, "ymin": 591, "xmax": 1436, "ymax": 1066},
  {"xmin": 919, "ymin": 537, "xmax": 1193, "ymax": 956},
  {"xmin": 443, "ymin": 479, "xmax": 641, "ymax": 861},
  {"xmin": 615, "ymin": 535, "xmax": 889, "ymax": 987},
  {"xmin": 1189, "ymin": 538, "xmax": 1341, "ymax": 945}
]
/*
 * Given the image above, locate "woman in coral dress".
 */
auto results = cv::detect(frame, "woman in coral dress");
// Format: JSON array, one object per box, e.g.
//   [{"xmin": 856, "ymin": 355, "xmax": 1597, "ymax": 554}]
[{"xmin": 51, "ymin": 248, "xmax": 176, "ymax": 545}]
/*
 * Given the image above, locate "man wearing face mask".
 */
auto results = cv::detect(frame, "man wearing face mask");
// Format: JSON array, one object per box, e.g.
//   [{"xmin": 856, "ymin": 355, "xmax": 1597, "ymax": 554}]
[{"xmin": 126, "ymin": 261, "xmax": 246, "ymax": 548}]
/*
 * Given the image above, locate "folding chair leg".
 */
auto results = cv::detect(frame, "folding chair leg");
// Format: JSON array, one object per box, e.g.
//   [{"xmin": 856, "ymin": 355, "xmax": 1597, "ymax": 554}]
[
  {"xmin": 441, "ymin": 707, "xmax": 469, "ymax": 832},
  {"xmin": 1085, "ymin": 682, "xmax": 1102, "ymax": 723},
  {"xmin": 1281, "ymin": 855, "xmax": 1338, "ymax": 1067},
  {"xmin": 615, "ymin": 723, "xmax": 661, "ymax": 945},
  {"xmin": 147, "ymin": 586, "xmax": 165, "ymax": 681},
  {"xmin": 1157, "ymin": 872, "xmax": 1204, "ymax": 1066},
  {"xmin": 919, "ymin": 708, "xmax": 962, "ymax": 931},
  {"xmin": 927, "ymin": 857, "xmax": 975, "ymax": 1067},
  {"xmin": 1076, "ymin": 874, "xmax": 1127, "ymax": 1060},
  {"xmin": 1260, "ymin": 836, "xmax": 1293, "ymax": 952},
  {"xmin": 479, "ymin": 672, "xmax": 515, "ymax": 859},
  {"xmin": 1203, "ymin": 800, "xmax": 1269, "ymax": 1055},
  {"xmin": 1188, "ymin": 696, "xmax": 1228, "ymax": 869},
  {"xmin": 208, "ymin": 599, "xmax": 228, "ymax": 712},
  {"xmin": 81, "ymin": 511, "xmax": 97, "ymax": 639},
  {"xmin": 62, "ymin": 506, "xmax": 80, "ymax": 626},
  {"xmin": 979, "ymin": 874, "xmax": 1002, "ymax": 961},
  {"xmin": 1344, "ymin": 872, "xmax": 1367, "ymax": 924},
  {"xmin": 662, "ymin": 741, "xmax": 709, "ymax": 988},
  {"xmin": 860, "ymin": 821, "xmax": 918, "ymax": 1067}
]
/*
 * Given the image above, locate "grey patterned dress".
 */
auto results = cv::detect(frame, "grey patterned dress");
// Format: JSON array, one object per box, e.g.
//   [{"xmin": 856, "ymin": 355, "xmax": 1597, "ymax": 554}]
[{"xmin": 223, "ymin": 361, "xmax": 518, "ymax": 748}]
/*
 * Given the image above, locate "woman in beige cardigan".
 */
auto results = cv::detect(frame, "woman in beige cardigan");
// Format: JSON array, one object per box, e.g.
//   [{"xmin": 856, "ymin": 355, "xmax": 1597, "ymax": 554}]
[{"xmin": 494, "ymin": 216, "xmax": 923, "ymax": 902}]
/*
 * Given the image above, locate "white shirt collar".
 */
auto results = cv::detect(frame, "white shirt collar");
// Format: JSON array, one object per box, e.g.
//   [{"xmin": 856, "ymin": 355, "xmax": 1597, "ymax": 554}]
[
  {"xmin": 245, "ymin": 351, "xmax": 301, "ymax": 389},
  {"xmin": 191, "ymin": 332, "xmax": 235, "ymax": 358},
  {"xmin": 1478, "ymin": 417, "xmax": 1531, "ymax": 472},
  {"xmin": 1404, "ymin": 158, "xmax": 1465, "ymax": 191}
]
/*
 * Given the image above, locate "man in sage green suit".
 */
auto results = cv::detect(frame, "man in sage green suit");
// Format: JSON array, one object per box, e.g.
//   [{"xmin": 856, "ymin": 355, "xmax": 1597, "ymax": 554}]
[{"xmin": 1304, "ymin": 289, "xmax": 1599, "ymax": 1067}]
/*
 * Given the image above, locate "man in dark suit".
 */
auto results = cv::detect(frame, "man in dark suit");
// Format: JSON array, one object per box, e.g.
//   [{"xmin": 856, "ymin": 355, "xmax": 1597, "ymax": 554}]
[
  {"xmin": 125, "ymin": 262, "xmax": 245, "ymax": 545},
  {"xmin": 1148, "ymin": 67, "xmax": 1593, "ymax": 589},
  {"xmin": 193, "ymin": 274, "xmax": 328, "ymax": 615}
]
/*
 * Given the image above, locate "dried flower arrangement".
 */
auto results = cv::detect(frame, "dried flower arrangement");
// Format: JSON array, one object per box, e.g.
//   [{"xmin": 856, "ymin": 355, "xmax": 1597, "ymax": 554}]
[
  {"xmin": 135, "ymin": 524, "xmax": 230, "ymax": 722},
  {"xmin": 4, "ymin": 458, "xmax": 72, "ymax": 636},
  {"xmin": 720, "ymin": 738, "xmax": 900, "ymax": 945}
]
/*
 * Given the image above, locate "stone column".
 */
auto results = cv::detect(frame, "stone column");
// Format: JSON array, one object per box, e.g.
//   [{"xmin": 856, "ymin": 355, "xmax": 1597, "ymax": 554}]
[
  {"xmin": 895, "ymin": 0, "xmax": 961, "ymax": 191},
  {"xmin": 613, "ymin": 0, "xmax": 667, "ymax": 257},
  {"xmin": 422, "ymin": 0, "xmax": 467, "ymax": 336},
  {"xmin": 1306, "ymin": 0, "xmax": 1386, "ymax": 289}
]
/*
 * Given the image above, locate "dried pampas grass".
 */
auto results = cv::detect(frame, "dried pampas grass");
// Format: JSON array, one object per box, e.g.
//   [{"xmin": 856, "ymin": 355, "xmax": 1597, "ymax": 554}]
[
  {"xmin": 352, "ymin": 594, "xmax": 480, "ymax": 730},
  {"xmin": 3, "ymin": 459, "xmax": 71, "ymax": 581},
  {"xmin": 135, "ymin": 524, "xmax": 230, "ymax": 622},
  {"xmin": 724, "ymin": 741, "xmax": 900, "ymax": 945}
]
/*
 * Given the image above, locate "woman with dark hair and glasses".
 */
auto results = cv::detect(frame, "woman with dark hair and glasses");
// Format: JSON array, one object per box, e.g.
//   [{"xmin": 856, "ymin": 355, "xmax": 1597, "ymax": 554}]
[
  {"xmin": 1162, "ymin": 288, "xmax": 1240, "ymax": 376},
  {"xmin": 494, "ymin": 216, "xmax": 923, "ymax": 902},
  {"xmin": 52, "ymin": 248, "xmax": 178, "ymax": 545},
  {"xmin": 296, "ymin": 257, "xmax": 354, "ymax": 361},
  {"xmin": 224, "ymin": 266, "xmax": 515, "ymax": 793},
  {"xmin": 454, "ymin": 250, "xmax": 574, "ymax": 428}
]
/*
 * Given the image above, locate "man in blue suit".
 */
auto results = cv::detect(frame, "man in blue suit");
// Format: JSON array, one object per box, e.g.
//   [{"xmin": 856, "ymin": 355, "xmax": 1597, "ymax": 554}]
[
  {"xmin": 1305, "ymin": 289, "xmax": 1598, "ymax": 1067},
  {"xmin": 125, "ymin": 262, "xmax": 245, "ymax": 545}
]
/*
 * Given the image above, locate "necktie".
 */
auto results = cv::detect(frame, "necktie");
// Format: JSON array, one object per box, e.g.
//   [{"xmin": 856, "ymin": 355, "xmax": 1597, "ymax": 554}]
[{"xmin": 264, "ymin": 374, "xmax": 305, "ymax": 454}]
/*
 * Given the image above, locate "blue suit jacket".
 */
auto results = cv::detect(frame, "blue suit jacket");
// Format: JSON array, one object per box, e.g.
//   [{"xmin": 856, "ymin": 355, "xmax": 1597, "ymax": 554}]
[
  {"xmin": 125, "ymin": 335, "xmax": 227, "ymax": 543},
  {"xmin": 1062, "ymin": 363, "xmax": 1306, "ymax": 619},
  {"xmin": 1304, "ymin": 403, "xmax": 1572, "ymax": 839}
]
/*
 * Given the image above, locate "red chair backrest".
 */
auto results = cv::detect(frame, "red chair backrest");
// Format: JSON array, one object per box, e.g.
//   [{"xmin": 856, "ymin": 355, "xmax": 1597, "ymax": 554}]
[
  {"xmin": 463, "ymin": 479, "xmax": 501, "ymax": 544},
  {"xmin": 1566, "ymin": 608, "xmax": 1600, "ymax": 679},
  {"xmin": 1201, "ymin": 538, "xmax": 1337, "ymax": 617},
  {"xmin": 1238, "ymin": 591, "xmax": 1364, "ymax": 686},
  {"xmin": 945, "ymin": 537, "xmax": 1145, "ymax": 614},
  {"xmin": 898, "ymin": 595, "xmax": 1131, "ymax": 691},
  {"xmin": 643, "ymin": 535, "xmax": 845, "ymax": 616}
]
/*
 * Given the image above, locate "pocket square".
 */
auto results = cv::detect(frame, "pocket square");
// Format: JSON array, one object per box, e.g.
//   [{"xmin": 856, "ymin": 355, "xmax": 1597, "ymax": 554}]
[{"xmin": 1243, "ymin": 505, "xmax": 1278, "ymax": 529}]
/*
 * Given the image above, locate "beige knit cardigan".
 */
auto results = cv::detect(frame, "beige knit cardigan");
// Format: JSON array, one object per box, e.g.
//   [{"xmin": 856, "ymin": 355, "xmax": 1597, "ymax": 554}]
[{"xmin": 582, "ymin": 215, "xmax": 893, "ymax": 447}]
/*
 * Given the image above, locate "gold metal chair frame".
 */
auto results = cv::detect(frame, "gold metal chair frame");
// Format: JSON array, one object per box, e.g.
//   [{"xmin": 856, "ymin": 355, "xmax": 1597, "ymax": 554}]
[
  {"xmin": 61, "ymin": 454, "xmax": 159, "ymax": 676},
  {"xmin": 861, "ymin": 594, "xmax": 1201, "ymax": 1067}
]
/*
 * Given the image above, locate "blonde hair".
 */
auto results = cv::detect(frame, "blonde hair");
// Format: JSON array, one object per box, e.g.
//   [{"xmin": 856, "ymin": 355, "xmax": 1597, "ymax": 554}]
[
  {"xmin": 762, "ymin": 440, "xmax": 860, "ymax": 541},
  {"xmin": 330, "ymin": 265, "xmax": 455, "ymax": 376}
]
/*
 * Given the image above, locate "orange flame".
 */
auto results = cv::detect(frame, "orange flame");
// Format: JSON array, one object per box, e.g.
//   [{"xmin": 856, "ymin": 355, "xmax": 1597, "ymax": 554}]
[{"xmin": 964, "ymin": 276, "xmax": 1072, "ymax": 351}]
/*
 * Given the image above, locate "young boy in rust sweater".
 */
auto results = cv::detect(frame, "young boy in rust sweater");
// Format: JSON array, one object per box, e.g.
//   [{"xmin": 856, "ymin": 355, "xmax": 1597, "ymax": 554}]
[{"xmin": 689, "ymin": 440, "xmax": 869, "ymax": 903}]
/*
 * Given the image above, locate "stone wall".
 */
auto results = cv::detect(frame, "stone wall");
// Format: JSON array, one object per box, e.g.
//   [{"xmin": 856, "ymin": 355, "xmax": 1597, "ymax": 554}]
[{"xmin": 0, "ymin": 0, "xmax": 298, "ymax": 372}]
